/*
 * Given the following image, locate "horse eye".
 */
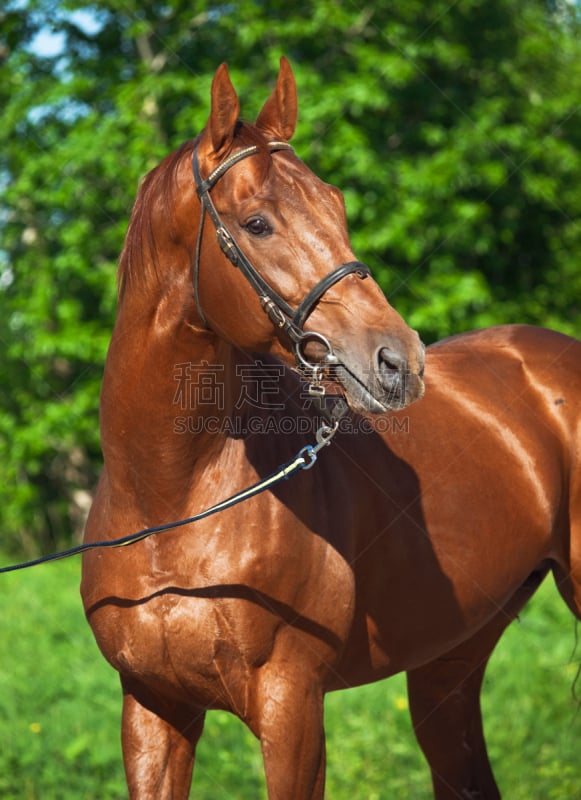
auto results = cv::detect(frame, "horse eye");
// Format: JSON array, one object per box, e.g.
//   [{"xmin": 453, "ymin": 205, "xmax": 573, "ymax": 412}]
[{"xmin": 244, "ymin": 217, "xmax": 271, "ymax": 237}]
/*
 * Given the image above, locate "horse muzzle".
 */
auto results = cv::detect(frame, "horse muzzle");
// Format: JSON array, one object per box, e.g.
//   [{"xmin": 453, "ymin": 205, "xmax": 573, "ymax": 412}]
[{"xmin": 327, "ymin": 338, "xmax": 425, "ymax": 414}]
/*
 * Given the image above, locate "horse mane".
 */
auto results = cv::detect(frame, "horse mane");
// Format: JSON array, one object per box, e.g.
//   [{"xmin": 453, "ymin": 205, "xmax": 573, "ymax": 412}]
[
  {"xmin": 117, "ymin": 137, "xmax": 199, "ymax": 298},
  {"xmin": 117, "ymin": 122, "xmax": 270, "ymax": 299}
]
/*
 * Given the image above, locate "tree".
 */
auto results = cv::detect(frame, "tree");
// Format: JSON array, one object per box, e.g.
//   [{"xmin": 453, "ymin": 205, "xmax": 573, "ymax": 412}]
[{"xmin": 1, "ymin": 0, "xmax": 580, "ymax": 555}]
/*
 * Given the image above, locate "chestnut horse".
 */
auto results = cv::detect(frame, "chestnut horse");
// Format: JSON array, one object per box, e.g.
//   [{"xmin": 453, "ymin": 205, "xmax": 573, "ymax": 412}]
[{"xmin": 81, "ymin": 58, "xmax": 581, "ymax": 799}]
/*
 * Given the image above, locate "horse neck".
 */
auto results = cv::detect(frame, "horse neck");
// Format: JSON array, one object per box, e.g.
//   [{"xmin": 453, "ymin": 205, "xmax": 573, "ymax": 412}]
[{"xmin": 100, "ymin": 282, "xmax": 243, "ymax": 515}]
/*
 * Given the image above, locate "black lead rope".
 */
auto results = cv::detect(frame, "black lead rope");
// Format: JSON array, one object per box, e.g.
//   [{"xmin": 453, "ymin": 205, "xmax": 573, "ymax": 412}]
[{"xmin": 0, "ymin": 423, "xmax": 339, "ymax": 575}]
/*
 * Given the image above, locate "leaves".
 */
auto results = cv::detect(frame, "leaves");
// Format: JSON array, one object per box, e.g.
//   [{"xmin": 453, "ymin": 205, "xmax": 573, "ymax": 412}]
[{"xmin": 1, "ymin": 0, "xmax": 580, "ymax": 552}]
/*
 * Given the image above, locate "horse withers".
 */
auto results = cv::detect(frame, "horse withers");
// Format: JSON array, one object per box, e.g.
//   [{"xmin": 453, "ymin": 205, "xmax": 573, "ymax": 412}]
[{"xmin": 81, "ymin": 58, "xmax": 581, "ymax": 799}]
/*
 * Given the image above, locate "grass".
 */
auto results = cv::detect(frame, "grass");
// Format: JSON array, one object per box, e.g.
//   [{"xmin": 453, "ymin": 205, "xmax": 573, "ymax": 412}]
[{"xmin": 0, "ymin": 555, "xmax": 580, "ymax": 798}]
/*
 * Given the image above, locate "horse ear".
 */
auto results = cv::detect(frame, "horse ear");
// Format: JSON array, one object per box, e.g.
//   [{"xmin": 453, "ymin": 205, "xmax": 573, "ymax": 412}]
[
  {"xmin": 206, "ymin": 62, "xmax": 240, "ymax": 157},
  {"xmin": 255, "ymin": 56, "xmax": 297, "ymax": 141}
]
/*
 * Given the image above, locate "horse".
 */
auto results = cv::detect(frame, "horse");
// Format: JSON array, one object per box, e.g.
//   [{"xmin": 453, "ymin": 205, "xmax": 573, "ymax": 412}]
[{"xmin": 81, "ymin": 57, "xmax": 581, "ymax": 799}]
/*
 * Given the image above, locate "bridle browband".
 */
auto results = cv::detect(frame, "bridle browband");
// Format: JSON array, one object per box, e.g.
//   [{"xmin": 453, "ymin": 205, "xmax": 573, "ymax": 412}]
[{"xmin": 191, "ymin": 140, "xmax": 371, "ymax": 372}]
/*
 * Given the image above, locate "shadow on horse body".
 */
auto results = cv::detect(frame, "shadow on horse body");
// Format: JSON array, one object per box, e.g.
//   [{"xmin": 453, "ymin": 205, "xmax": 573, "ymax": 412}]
[{"xmin": 81, "ymin": 58, "xmax": 581, "ymax": 799}]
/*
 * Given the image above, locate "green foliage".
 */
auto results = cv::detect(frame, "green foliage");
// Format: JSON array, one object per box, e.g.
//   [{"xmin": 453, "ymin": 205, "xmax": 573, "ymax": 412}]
[
  {"xmin": 0, "ymin": 558, "xmax": 126, "ymax": 798},
  {"xmin": 1, "ymin": 0, "xmax": 580, "ymax": 550},
  {"xmin": 0, "ymin": 563, "xmax": 579, "ymax": 797}
]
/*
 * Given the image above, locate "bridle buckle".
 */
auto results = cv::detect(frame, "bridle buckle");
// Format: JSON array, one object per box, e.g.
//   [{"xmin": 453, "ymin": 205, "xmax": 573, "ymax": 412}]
[
  {"xmin": 260, "ymin": 295, "xmax": 287, "ymax": 329},
  {"xmin": 216, "ymin": 227, "xmax": 239, "ymax": 266},
  {"xmin": 308, "ymin": 379, "xmax": 326, "ymax": 398}
]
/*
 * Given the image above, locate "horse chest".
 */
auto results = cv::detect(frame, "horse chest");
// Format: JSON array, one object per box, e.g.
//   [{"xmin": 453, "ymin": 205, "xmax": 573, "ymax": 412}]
[{"xmin": 91, "ymin": 530, "xmax": 355, "ymax": 710}]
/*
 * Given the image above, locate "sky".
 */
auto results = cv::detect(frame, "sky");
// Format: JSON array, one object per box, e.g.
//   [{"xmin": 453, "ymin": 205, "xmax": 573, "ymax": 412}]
[{"xmin": 28, "ymin": 8, "xmax": 103, "ymax": 57}]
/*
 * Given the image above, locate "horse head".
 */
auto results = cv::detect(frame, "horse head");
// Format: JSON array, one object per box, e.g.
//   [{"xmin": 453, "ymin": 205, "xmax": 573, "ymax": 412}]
[{"xmin": 120, "ymin": 57, "xmax": 424, "ymax": 414}]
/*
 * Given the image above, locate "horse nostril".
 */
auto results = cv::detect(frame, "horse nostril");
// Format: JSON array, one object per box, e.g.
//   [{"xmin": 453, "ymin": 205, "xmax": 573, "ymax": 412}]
[
  {"xmin": 377, "ymin": 347, "xmax": 405, "ymax": 375},
  {"xmin": 376, "ymin": 348, "xmax": 407, "ymax": 400}
]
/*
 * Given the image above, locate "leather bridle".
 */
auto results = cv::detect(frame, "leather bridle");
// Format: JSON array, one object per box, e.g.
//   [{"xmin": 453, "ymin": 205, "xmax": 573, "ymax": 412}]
[{"xmin": 192, "ymin": 140, "xmax": 371, "ymax": 374}]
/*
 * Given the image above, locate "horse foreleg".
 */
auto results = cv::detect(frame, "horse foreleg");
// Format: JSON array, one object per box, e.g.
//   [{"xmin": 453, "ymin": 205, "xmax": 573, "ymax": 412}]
[
  {"xmin": 121, "ymin": 678, "xmax": 204, "ymax": 800},
  {"xmin": 253, "ymin": 667, "xmax": 326, "ymax": 800},
  {"xmin": 406, "ymin": 572, "xmax": 545, "ymax": 800}
]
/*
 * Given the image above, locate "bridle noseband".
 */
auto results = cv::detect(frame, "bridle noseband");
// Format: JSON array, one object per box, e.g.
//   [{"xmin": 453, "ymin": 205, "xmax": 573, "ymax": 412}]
[{"xmin": 192, "ymin": 140, "xmax": 371, "ymax": 374}]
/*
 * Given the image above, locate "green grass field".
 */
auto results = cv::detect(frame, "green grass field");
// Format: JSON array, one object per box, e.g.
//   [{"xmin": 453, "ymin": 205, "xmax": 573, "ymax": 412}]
[{"xmin": 0, "ymin": 555, "xmax": 580, "ymax": 799}]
